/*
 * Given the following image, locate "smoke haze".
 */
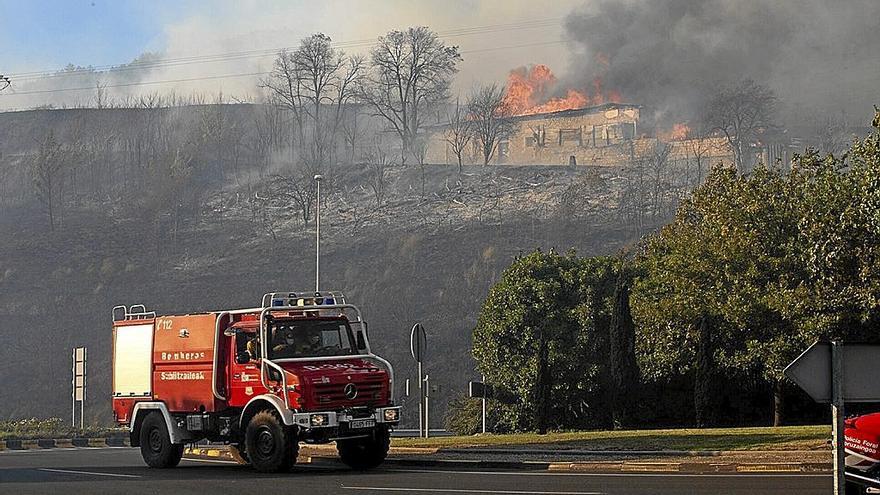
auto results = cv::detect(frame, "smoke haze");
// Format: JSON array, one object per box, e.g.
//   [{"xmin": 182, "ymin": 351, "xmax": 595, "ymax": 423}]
[{"xmin": 563, "ymin": 0, "xmax": 880, "ymax": 126}]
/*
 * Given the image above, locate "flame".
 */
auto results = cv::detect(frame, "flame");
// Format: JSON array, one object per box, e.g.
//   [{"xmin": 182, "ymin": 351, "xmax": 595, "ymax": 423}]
[
  {"xmin": 502, "ymin": 63, "xmax": 622, "ymax": 117},
  {"xmin": 658, "ymin": 123, "xmax": 691, "ymax": 141}
]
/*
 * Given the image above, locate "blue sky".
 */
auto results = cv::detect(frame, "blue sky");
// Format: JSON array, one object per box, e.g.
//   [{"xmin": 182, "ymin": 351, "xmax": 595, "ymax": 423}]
[
  {"xmin": 0, "ymin": 0, "xmax": 579, "ymax": 109},
  {"xmin": 0, "ymin": 0, "xmax": 197, "ymax": 72}
]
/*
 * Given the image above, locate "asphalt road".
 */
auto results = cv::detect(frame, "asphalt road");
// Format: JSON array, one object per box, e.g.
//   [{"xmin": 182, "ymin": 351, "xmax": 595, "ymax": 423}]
[{"xmin": 0, "ymin": 447, "xmax": 830, "ymax": 495}]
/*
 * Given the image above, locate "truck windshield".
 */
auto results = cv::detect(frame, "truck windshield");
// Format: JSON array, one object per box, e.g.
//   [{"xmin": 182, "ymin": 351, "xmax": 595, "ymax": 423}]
[{"xmin": 267, "ymin": 319, "xmax": 356, "ymax": 360}]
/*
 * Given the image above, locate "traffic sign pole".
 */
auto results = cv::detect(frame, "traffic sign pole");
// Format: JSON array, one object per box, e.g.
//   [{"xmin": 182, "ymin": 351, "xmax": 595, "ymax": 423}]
[
  {"xmin": 832, "ymin": 342, "xmax": 845, "ymax": 495},
  {"xmin": 783, "ymin": 340, "xmax": 880, "ymax": 495},
  {"xmin": 481, "ymin": 374, "xmax": 487, "ymax": 434},
  {"xmin": 410, "ymin": 323, "xmax": 427, "ymax": 438}
]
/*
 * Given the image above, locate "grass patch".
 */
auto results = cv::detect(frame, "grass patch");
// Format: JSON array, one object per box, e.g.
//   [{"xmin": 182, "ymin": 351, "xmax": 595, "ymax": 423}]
[
  {"xmin": 0, "ymin": 418, "xmax": 124, "ymax": 440},
  {"xmin": 392, "ymin": 425, "xmax": 831, "ymax": 451}
]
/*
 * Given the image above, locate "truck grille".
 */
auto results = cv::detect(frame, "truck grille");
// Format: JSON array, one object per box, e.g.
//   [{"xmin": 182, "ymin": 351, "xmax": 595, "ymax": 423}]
[{"xmin": 312, "ymin": 379, "xmax": 386, "ymax": 408}]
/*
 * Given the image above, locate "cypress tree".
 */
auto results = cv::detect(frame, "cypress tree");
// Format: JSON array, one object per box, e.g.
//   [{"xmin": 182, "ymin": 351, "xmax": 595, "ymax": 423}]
[
  {"xmin": 694, "ymin": 316, "xmax": 718, "ymax": 427},
  {"xmin": 610, "ymin": 276, "xmax": 639, "ymax": 429}
]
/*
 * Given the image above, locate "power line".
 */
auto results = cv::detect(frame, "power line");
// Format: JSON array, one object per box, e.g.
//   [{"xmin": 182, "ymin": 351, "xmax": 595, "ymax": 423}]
[
  {"xmin": 0, "ymin": 38, "xmax": 573, "ymax": 97},
  {"xmin": 6, "ymin": 18, "xmax": 565, "ymax": 83},
  {"xmin": 2, "ymin": 71, "xmax": 270, "ymax": 96}
]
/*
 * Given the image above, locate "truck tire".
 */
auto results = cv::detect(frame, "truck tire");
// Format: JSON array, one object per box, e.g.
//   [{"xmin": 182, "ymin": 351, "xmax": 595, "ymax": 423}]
[
  {"xmin": 245, "ymin": 410, "xmax": 298, "ymax": 473},
  {"xmin": 139, "ymin": 412, "xmax": 184, "ymax": 468},
  {"xmin": 337, "ymin": 426, "xmax": 390, "ymax": 470}
]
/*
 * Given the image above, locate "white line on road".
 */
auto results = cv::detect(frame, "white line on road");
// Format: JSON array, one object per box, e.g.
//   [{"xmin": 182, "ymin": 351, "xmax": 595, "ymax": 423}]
[
  {"xmin": 0, "ymin": 447, "xmax": 133, "ymax": 454},
  {"xmin": 385, "ymin": 468, "xmax": 831, "ymax": 478},
  {"xmin": 37, "ymin": 468, "xmax": 141, "ymax": 478},
  {"xmin": 181, "ymin": 457, "xmax": 238, "ymax": 464},
  {"xmin": 343, "ymin": 487, "xmax": 604, "ymax": 495}
]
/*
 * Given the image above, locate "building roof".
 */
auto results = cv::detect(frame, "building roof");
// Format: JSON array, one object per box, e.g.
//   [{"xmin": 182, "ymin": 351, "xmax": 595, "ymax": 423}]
[{"xmin": 510, "ymin": 102, "xmax": 641, "ymax": 122}]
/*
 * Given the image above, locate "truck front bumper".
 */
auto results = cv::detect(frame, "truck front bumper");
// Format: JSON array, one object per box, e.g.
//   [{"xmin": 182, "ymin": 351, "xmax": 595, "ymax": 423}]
[{"xmin": 291, "ymin": 406, "xmax": 401, "ymax": 429}]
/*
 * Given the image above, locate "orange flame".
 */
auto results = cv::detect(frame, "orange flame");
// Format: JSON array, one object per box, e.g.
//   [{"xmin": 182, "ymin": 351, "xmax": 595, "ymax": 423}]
[
  {"xmin": 658, "ymin": 123, "xmax": 691, "ymax": 141},
  {"xmin": 502, "ymin": 63, "xmax": 622, "ymax": 117}
]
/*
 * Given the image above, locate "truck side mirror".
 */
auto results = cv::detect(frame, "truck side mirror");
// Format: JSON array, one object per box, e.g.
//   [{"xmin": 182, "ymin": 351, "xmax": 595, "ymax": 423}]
[{"xmin": 355, "ymin": 331, "xmax": 367, "ymax": 351}]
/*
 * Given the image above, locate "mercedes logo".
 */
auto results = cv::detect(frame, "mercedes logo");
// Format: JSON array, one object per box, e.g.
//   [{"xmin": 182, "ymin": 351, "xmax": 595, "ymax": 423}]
[{"xmin": 344, "ymin": 383, "xmax": 358, "ymax": 400}]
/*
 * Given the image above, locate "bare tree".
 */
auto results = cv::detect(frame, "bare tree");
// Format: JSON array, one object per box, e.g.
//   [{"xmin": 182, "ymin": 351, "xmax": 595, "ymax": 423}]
[
  {"xmin": 704, "ymin": 79, "xmax": 778, "ymax": 172},
  {"xmin": 364, "ymin": 144, "xmax": 392, "ymax": 207},
  {"xmin": 444, "ymin": 98, "xmax": 472, "ymax": 175},
  {"xmin": 31, "ymin": 131, "xmax": 68, "ymax": 231},
  {"xmin": 269, "ymin": 173, "xmax": 317, "ymax": 226},
  {"xmin": 94, "ymin": 80, "xmax": 108, "ymax": 109},
  {"xmin": 262, "ymin": 33, "xmax": 363, "ymax": 171},
  {"xmin": 0, "ymin": 74, "xmax": 10, "ymax": 92},
  {"xmin": 468, "ymin": 84, "xmax": 514, "ymax": 166},
  {"xmin": 341, "ymin": 107, "xmax": 366, "ymax": 164},
  {"xmin": 360, "ymin": 26, "xmax": 461, "ymax": 165},
  {"xmin": 811, "ymin": 112, "xmax": 849, "ymax": 156},
  {"xmin": 647, "ymin": 141, "xmax": 673, "ymax": 218}
]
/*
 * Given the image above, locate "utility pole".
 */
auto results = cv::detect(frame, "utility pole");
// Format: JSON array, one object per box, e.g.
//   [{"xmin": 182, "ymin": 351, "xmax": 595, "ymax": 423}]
[{"xmin": 314, "ymin": 174, "xmax": 324, "ymax": 292}]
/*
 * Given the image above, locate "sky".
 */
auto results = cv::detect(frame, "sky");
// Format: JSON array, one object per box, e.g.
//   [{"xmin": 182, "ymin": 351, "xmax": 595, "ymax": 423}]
[{"xmin": 0, "ymin": 0, "xmax": 583, "ymax": 109}]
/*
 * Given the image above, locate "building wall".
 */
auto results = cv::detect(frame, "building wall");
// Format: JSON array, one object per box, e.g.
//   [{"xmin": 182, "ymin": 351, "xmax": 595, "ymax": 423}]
[{"xmin": 424, "ymin": 105, "xmax": 734, "ymax": 169}]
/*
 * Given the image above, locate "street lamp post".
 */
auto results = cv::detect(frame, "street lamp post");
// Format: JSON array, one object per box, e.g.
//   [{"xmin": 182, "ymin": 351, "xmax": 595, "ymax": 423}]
[{"xmin": 314, "ymin": 174, "xmax": 324, "ymax": 292}]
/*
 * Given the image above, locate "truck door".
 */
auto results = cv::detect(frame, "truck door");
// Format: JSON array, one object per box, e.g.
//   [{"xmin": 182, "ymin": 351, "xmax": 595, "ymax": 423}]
[{"xmin": 227, "ymin": 332, "xmax": 263, "ymax": 407}]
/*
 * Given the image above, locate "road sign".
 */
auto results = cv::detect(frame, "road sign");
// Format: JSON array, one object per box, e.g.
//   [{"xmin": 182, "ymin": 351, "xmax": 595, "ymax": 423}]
[
  {"xmin": 469, "ymin": 381, "xmax": 493, "ymax": 399},
  {"xmin": 785, "ymin": 341, "xmax": 880, "ymax": 495},
  {"xmin": 72, "ymin": 346, "xmax": 87, "ymax": 428},
  {"xmin": 784, "ymin": 341, "xmax": 880, "ymax": 403},
  {"xmin": 410, "ymin": 323, "xmax": 426, "ymax": 363}
]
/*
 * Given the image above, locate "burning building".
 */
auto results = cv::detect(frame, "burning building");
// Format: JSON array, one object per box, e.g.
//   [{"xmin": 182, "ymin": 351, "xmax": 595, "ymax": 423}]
[
  {"xmin": 423, "ymin": 64, "xmax": 735, "ymax": 169},
  {"xmin": 423, "ymin": 101, "xmax": 733, "ymax": 168}
]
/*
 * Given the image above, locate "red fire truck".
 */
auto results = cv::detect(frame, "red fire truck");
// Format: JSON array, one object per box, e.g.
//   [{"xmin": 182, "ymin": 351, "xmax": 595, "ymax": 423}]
[
  {"xmin": 846, "ymin": 412, "xmax": 880, "ymax": 494},
  {"xmin": 111, "ymin": 291, "xmax": 400, "ymax": 472}
]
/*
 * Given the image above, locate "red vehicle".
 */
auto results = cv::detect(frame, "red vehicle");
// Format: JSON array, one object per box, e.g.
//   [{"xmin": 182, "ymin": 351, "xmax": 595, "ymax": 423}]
[
  {"xmin": 111, "ymin": 291, "xmax": 400, "ymax": 472},
  {"xmin": 845, "ymin": 412, "xmax": 880, "ymax": 493}
]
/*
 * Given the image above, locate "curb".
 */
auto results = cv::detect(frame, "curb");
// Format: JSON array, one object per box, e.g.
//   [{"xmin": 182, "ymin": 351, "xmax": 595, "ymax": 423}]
[
  {"xmin": 180, "ymin": 444, "xmax": 832, "ymax": 474},
  {"xmin": 0, "ymin": 437, "xmax": 130, "ymax": 451},
  {"xmin": 439, "ymin": 448, "xmax": 825, "ymax": 457}
]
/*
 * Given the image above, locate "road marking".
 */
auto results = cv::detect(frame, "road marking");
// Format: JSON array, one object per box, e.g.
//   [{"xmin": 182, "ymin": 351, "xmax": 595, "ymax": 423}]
[
  {"xmin": 37, "ymin": 468, "xmax": 141, "ymax": 478},
  {"xmin": 181, "ymin": 457, "xmax": 238, "ymax": 464},
  {"xmin": 0, "ymin": 447, "xmax": 133, "ymax": 454},
  {"xmin": 385, "ymin": 468, "xmax": 831, "ymax": 478},
  {"xmin": 343, "ymin": 488, "xmax": 603, "ymax": 495}
]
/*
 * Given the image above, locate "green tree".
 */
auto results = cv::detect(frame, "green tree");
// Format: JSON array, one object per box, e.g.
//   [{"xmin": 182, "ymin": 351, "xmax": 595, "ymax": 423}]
[
  {"xmin": 633, "ymin": 110, "xmax": 880, "ymax": 425},
  {"xmin": 472, "ymin": 250, "xmax": 619, "ymax": 432}
]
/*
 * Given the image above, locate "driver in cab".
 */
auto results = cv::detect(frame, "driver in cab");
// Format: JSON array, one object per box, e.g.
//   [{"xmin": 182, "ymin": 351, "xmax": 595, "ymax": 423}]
[
  {"xmin": 271, "ymin": 325, "xmax": 299, "ymax": 357},
  {"xmin": 297, "ymin": 330, "xmax": 323, "ymax": 355}
]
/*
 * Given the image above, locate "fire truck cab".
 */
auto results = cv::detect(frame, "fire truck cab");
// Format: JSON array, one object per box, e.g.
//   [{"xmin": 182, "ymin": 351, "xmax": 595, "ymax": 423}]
[{"xmin": 111, "ymin": 291, "xmax": 400, "ymax": 472}]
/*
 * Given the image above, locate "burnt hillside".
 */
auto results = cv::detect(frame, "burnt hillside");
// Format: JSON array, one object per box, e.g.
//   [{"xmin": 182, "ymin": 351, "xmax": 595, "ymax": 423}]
[{"xmin": 0, "ymin": 105, "xmax": 670, "ymax": 426}]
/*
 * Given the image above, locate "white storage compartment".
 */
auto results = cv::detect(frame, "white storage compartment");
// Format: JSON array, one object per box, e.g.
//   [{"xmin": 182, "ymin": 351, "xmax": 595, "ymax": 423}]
[{"xmin": 113, "ymin": 323, "xmax": 154, "ymax": 396}]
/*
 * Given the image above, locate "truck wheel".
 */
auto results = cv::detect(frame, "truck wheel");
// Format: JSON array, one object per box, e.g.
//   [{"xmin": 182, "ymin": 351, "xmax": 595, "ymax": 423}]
[
  {"xmin": 337, "ymin": 426, "xmax": 390, "ymax": 470},
  {"xmin": 245, "ymin": 410, "xmax": 298, "ymax": 473},
  {"xmin": 139, "ymin": 412, "xmax": 184, "ymax": 468}
]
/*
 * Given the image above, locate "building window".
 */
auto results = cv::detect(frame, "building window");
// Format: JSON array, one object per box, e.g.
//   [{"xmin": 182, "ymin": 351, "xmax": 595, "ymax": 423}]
[
  {"xmin": 559, "ymin": 128, "xmax": 582, "ymax": 146},
  {"xmin": 525, "ymin": 136, "xmax": 537, "ymax": 147},
  {"xmin": 499, "ymin": 139, "xmax": 510, "ymax": 157}
]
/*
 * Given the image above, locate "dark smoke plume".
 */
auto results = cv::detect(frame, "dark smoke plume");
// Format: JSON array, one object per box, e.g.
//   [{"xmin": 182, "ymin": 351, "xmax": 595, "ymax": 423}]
[{"xmin": 564, "ymin": 0, "xmax": 880, "ymax": 126}]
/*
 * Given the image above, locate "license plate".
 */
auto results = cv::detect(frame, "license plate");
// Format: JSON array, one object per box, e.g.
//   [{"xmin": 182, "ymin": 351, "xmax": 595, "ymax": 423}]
[{"xmin": 349, "ymin": 419, "xmax": 375, "ymax": 430}]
